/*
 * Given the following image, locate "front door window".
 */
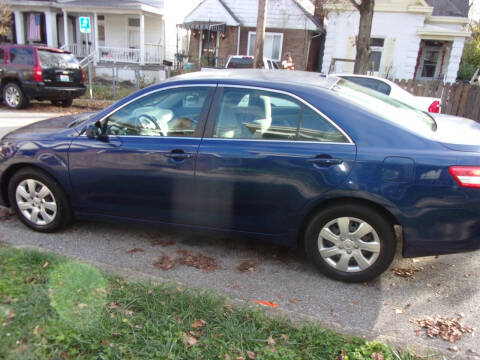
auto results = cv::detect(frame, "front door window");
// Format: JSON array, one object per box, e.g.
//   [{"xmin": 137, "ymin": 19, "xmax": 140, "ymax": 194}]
[{"xmin": 421, "ymin": 49, "xmax": 440, "ymax": 78}]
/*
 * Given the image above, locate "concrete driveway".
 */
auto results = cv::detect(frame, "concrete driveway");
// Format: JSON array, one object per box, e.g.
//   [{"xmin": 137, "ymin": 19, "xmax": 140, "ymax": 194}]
[{"xmin": 0, "ymin": 109, "xmax": 479, "ymax": 358}]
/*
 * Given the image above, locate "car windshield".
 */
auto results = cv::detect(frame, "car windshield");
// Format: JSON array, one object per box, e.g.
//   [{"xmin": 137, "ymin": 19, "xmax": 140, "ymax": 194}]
[
  {"xmin": 330, "ymin": 78, "xmax": 437, "ymax": 134},
  {"xmin": 38, "ymin": 50, "xmax": 80, "ymax": 69}
]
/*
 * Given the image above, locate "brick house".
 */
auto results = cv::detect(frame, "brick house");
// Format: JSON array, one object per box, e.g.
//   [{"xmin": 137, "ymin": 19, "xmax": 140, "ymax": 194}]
[{"xmin": 181, "ymin": 0, "xmax": 323, "ymax": 70}]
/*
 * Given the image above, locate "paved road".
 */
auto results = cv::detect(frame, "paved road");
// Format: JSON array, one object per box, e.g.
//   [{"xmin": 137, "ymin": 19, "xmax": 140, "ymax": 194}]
[{"xmin": 0, "ymin": 110, "xmax": 479, "ymax": 358}]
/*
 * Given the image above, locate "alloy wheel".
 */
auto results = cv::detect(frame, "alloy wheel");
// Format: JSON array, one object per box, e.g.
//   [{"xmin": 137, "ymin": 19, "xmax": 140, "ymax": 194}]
[
  {"xmin": 5, "ymin": 85, "xmax": 20, "ymax": 108},
  {"xmin": 15, "ymin": 179, "xmax": 57, "ymax": 226},
  {"xmin": 318, "ymin": 217, "xmax": 381, "ymax": 273}
]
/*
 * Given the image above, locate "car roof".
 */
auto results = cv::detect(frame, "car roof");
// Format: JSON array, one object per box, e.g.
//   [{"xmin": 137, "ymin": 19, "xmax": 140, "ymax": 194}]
[{"xmin": 168, "ymin": 69, "xmax": 338, "ymax": 91}]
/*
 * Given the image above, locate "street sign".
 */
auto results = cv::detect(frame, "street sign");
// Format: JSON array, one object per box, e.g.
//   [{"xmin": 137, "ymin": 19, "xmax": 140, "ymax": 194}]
[{"xmin": 79, "ymin": 17, "xmax": 91, "ymax": 33}]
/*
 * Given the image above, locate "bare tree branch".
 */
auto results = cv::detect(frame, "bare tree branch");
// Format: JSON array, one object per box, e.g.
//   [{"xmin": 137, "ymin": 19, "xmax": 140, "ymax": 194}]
[
  {"xmin": 348, "ymin": 0, "xmax": 361, "ymax": 10},
  {"xmin": 0, "ymin": 0, "xmax": 13, "ymax": 37}
]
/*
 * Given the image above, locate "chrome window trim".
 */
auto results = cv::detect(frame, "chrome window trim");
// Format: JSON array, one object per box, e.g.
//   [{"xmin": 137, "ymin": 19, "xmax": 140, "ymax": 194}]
[
  {"xmin": 214, "ymin": 84, "xmax": 355, "ymax": 145},
  {"xmin": 79, "ymin": 84, "xmax": 216, "ymax": 137}
]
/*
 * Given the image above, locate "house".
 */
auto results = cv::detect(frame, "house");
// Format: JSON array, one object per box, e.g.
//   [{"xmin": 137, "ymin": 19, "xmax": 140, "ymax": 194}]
[
  {"xmin": 4, "ymin": 0, "xmax": 199, "ymax": 81},
  {"xmin": 181, "ymin": 0, "xmax": 323, "ymax": 70},
  {"xmin": 322, "ymin": 0, "xmax": 471, "ymax": 82}
]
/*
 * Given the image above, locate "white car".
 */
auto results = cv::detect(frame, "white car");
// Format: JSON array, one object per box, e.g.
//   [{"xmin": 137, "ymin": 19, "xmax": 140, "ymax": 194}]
[
  {"xmin": 225, "ymin": 55, "xmax": 279, "ymax": 70},
  {"xmin": 332, "ymin": 74, "xmax": 441, "ymax": 113}
]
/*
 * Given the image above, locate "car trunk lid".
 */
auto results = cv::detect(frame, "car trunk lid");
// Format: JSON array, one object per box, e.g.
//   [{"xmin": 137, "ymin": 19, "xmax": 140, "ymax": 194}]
[
  {"xmin": 38, "ymin": 49, "xmax": 83, "ymax": 87},
  {"xmin": 432, "ymin": 113, "xmax": 480, "ymax": 153}
]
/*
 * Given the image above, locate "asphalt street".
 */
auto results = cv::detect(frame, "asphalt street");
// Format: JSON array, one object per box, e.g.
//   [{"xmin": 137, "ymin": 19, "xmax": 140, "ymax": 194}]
[{"xmin": 0, "ymin": 108, "xmax": 479, "ymax": 358}]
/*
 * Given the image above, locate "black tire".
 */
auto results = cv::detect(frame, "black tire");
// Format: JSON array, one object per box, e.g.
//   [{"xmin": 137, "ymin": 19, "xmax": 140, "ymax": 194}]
[
  {"xmin": 61, "ymin": 98, "xmax": 73, "ymax": 107},
  {"xmin": 8, "ymin": 167, "xmax": 72, "ymax": 232},
  {"xmin": 304, "ymin": 203, "xmax": 396, "ymax": 282},
  {"xmin": 3, "ymin": 82, "xmax": 29, "ymax": 109}
]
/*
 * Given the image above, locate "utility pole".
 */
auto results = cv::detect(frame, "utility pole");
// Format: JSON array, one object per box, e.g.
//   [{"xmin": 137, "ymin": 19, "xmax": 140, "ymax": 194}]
[{"xmin": 253, "ymin": 0, "xmax": 267, "ymax": 69}]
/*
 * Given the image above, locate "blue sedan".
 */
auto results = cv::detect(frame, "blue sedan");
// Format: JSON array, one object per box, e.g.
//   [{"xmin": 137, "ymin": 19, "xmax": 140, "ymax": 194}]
[{"xmin": 1, "ymin": 70, "xmax": 479, "ymax": 282}]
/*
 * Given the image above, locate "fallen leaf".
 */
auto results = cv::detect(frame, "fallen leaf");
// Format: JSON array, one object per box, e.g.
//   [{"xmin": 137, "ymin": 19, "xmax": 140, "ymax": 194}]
[
  {"xmin": 371, "ymin": 352, "xmax": 384, "ymax": 360},
  {"xmin": 252, "ymin": 300, "xmax": 279, "ymax": 308},
  {"xmin": 125, "ymin": 310, "xmax": 133, "ymax": 316},
  {"xmin": 42, "ymin": 261, "xmax": 49, "ymax": 268},
  {"xmin": 410, "ymin": 315, "xmax": 474, "ymax": 343},
  {"xmin": 126, "ymin": 247, "xmax": 145, "ymax": 254},
  {"xmin": 280, "ymin": 334, "xmax": 288, "ymax": 340},
  {"xmin": 391, "ymin": 266, "xmax": 423, "ymax": 279},
  {"xmin": 191, "ymin": 319, "xmax": 206, "ymax": 328},
  {"xmin": 335, "ymin": 349, "xmax": 348, "ymax": 360},
  {"xmin": 77, "ymin": 303, "xmax": 87, "ymax": 309},
  {"xmin": 177, "ymin": 249, "xmax": 218, "ymax": 272},
  {"xmin": 267, "ymin": 335, "xmax": 276, "ymax": 345},
  {"xmin": 236, "ymin": 259, "xmax": 258, "ymax": 273},
  {"xmin": 153, "ymin": 254, "xmax": 175, "ymax": 271},
  {"xmin": 33, "ymin": 325, "xmax": 41, "ymax": 336},
  {"xmin": 448, "ymin": 346, "xmax": 459, "ymax": 352},
  {"xmin": 246, "ymin": 350, "xmax": 256, "ymax": 359},
  {"xmin": 108, "ymin": 302, "xmax": 122, "ymax": 310},
  {"xmin": 182, "ymin": 333, "xmax": 197, "ymax": 347}
]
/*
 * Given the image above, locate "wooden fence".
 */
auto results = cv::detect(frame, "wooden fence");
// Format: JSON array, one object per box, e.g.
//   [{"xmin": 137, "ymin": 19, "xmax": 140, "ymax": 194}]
[{"xmin": 392, "ymin": 79, "xmax": 480, "ymax": 122}]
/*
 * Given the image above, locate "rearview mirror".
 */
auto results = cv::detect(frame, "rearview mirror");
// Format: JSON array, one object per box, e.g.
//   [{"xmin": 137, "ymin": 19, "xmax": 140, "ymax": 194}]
[{"xmin": 86, "ymin": 121, "xmax": 105, "ymax": 140}]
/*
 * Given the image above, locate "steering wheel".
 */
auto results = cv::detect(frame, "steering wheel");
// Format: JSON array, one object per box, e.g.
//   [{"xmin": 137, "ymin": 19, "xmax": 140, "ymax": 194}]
[{"xmin": 136, "ymin": 114, "xmax": 160, "ymax": 130}]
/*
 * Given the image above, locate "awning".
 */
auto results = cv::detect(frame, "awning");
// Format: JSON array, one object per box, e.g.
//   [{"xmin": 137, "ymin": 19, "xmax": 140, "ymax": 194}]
[{"xmin": 179, "ymin": 22, "xmax": 227, "ymax": 34}]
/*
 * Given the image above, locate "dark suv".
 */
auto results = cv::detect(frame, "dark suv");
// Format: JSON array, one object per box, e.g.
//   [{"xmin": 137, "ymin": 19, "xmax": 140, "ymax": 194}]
[{"xmin": 0, "ymin": 44, "xmax": 86, "ymax": 109}]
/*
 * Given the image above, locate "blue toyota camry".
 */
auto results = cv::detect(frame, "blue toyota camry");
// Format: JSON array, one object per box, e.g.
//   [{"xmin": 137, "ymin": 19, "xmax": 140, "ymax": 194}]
[{"xmin": 1, "ymin": 70, "xmax": 479, "ymax": 282}]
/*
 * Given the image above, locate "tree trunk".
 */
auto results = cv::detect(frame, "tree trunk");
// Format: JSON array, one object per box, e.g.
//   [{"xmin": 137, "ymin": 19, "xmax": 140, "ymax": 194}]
[
  {"xmin": 253, "ymin": 0, "xmax": 267, "ymax": 69},
  {"xmin": 353, "ymin": 0, "xmax": 375, "ymax": 74}
]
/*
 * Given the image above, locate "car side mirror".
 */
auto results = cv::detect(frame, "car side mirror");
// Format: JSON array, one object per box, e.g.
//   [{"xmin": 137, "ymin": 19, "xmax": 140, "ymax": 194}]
[{"xmin": 86, "ymin": 121, "xmax": 106, "ymax": 140}]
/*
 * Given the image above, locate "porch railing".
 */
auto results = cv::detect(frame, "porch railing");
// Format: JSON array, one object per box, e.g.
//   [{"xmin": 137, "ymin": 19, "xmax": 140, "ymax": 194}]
[{"xmin": 63, "ymin": 43, "xmax": 163, "ymax": 65}]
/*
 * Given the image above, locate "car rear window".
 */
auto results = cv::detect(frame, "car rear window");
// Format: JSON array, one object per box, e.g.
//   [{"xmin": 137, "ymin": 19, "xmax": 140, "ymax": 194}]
[
  {"xmin": 9, "ymin": 48, "xmax": 34, "ymax": 65},
  {"xmin": 227, "ymin": 58, "xmax": 253, "ymax": 69},
  {"xmin": 38, "ymin": 50, "xmax": 80, "ymax": 69}
]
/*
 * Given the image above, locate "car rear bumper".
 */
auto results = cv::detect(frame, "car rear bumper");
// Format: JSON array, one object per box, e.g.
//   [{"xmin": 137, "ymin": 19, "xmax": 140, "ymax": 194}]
[{"xmin": 23, "ymin": 82, "xmax": 86, "ymax": 100}]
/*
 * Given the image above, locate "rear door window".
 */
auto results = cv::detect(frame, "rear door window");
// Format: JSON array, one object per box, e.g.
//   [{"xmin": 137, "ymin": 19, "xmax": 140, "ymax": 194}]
[
  {"xmin": 38, "ymin": 50, "xmax": 80, "ymax": 69},
  {"xmin": 9, "ymin": 47, "xmax": 34, "ymax": 65},
  {"xmin": 298, "ymin": 107, "xmax": 349, "ymax": 143}
]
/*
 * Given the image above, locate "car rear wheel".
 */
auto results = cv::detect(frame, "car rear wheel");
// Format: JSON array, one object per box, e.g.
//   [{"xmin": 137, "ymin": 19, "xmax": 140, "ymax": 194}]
[
  {"xmin": 3, "ymin": 83, "xmax": 28, "ymax": 109},
  {"xmin": 304, "ymin": 203, "xmax": 396, "ymax": 282},
  {"xmin": 8, "ymin": 168, "xmax": 72, "ymax": 232}
]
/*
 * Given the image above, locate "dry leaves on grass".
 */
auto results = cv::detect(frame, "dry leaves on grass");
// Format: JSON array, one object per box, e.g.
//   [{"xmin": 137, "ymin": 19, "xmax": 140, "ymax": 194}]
[
  {"xmin": 246, "ymin": 350, "xmax": 256, "ymax": 359},
  {"xmin": 391, "ymin": 266, "xmax": 424, "ymax": 279},
  {"xmin": 191, "ymin": 319, "xmax": 206, "ymax": 328},
  {"xmin": 153, "ymin": 253, "xmax": 176, "ymax": 271},
  {"xmin": 236, "ymin": 259, "xmax": 258, "ymax": 273},
  {"xmin": 182, "ymin": 333, "xmax": 198, "ymax": 347},
  {"xmin": 177, "ymin": 249, "xmax": 218, "ymax": 272},
  {"xmin": 126, "ymin": 248, "xmax": 145, "ymax": 254},
  {"xmin": 107, "ymin": 302, "xmax": 123, "ymax": 310},
  {"xmin": 370, "ymin": 352, "xmax": 385, "ymax": 360},
  {"xmin": 411, "ymin": 315, "xmax": 474, "ymax": 343}
]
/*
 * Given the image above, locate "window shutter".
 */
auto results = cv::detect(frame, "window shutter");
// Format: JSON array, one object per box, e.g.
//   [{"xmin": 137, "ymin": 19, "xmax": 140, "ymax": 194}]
[
  {"xmin": 343, "ymin": 35, "xmax": 355, "ymax": 73},
  {"xmin": 382, "ymin": 38, "xmax": 396, "ymax": 77}
]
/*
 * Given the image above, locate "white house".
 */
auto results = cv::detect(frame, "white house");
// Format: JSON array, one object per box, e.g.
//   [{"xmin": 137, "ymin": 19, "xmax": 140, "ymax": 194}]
[
  {"xmin": 322, "ymin": 0, "xmax": 471, "ymax": 82},
  {"xmin": 5, "ymin": 0, "xmax": 199, "ymax": 81}
]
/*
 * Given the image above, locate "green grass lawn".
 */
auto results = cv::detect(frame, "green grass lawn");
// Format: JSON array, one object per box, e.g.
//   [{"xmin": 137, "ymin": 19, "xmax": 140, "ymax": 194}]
[{"xmin": 0, "ymin": 246, "xmax": 422, "ymax": 360}]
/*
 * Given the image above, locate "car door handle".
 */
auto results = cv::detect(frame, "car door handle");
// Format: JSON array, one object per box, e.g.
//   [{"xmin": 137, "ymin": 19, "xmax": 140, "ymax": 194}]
[
  {"xmin": 307, "ymin": 157, "xmax": 344, "ymax": 166},
  {"xmin": 164, "ymin": 150, "xmax": 192, "ymax": 160}
]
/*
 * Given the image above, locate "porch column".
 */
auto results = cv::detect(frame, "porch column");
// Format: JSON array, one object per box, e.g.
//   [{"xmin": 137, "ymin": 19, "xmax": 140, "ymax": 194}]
[
  {"xmin": 45, "ymin": 11, "xmax": 57, "ymax": 47},
  {"xmin": 236, "ymin": 26, "xmax": 240, "ymax": 55},
  {"xmin": 62, "ymin": 10, "xmax": 69, "ymax": 47},
  {"xmin": 445, "ymin": 37, "xmax": 465, "ymax": 83},
  {"xmin": 140, "ymin": 14, "xmax": 145, "ymax": 65},
  {"xmin": 14, "ymin": 11, "xmax": 24, "ymax": 44},
  {"xmin": 93, "ymin": 12, "xmax": 98, "ymax": 64}
]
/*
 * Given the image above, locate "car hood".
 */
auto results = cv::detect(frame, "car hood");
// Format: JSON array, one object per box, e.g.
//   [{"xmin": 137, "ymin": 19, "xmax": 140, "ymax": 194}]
[
  {"xmin": 2, "ymin": 112, "xmax": 96, "ymax": 140},
  {"xmin": 432, "ymin": 113, "xmax": 480, "ymax": 153}
]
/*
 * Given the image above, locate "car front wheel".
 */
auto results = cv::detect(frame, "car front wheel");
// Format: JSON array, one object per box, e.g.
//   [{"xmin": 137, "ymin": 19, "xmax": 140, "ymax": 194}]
[
  {"xmin": 8, "ymin": 168, "xmax": 72, "ymax": 232},
  {"xmin": 304, "ymin": 203, "xmax": 396, "ymax": 282}
]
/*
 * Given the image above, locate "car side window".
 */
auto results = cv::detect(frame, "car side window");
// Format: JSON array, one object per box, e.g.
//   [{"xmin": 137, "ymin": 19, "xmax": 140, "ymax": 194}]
[
  {"xmin": 298, "ymin": 107, "xmax": 349, "ymax": 143},
  {"xmin": 9, "ymin": 48, "xmax": 34, "ymax": 65},
  {"xmin": 105, "ymin": 87, "xmax": 210, "ymax": 137},
  {"xmin": 376, "ymin": 82, "xmax": 391, "ymax": 95},
  {"xmin": 213, "ymin": 88, "xmax": 302, "ymax": 140}
]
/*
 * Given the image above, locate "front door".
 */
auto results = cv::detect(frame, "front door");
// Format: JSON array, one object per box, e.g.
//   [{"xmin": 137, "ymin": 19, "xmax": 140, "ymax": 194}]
[
  {"xmin": 194, "ymin": 87, "xmax": 356, "ymax": 237},
  {"xmin": 69, "ymin": 85, "xmax": 215, "ymax": 224}
]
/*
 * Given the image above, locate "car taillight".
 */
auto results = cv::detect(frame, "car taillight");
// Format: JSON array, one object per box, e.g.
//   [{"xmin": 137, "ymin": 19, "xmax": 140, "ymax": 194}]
[
  {"xmin": 449, "ymin": 166, "xmax": 480, "ymax": 188},
  {"xmin": 428, "ymin": 100, "xmax": 440, "ymax": 113},
  {"xmin": 33, "ymin": 65, "xmax": 42, "ymax": 82},
  {"xmin": 81, "ymin": 68, "xmax": 86, "ymax": 84}
]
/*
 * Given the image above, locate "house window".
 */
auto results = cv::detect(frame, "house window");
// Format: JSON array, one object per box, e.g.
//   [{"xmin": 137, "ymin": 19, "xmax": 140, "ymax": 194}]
[
  {"xmin": 247, "ymin": 32, "xmax": 283, "ymax": 62},
  {"xmin": 127, "ymin": 17, "xmax": 140, "ymax": 49},
  {"xmin": 98, "ymin": 14, "xmax": 105, "ymax": 44},
  {"xmin": 369, "ymin": 37, "xmax": 384, "ymax": 72}
]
